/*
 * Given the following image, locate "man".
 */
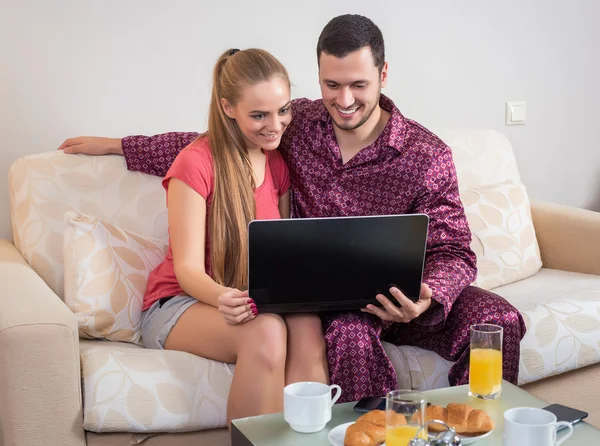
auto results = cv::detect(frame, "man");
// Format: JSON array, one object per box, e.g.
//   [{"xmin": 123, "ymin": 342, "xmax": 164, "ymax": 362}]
[{"xmin": 60, "ymin": 14, "xmax": 526, "ymax": 403}]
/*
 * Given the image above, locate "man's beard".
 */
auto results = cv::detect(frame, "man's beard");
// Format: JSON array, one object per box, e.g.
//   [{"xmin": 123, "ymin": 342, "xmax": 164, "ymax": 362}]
[{"xmin": 331, "ymin": 91, "xmax": 381, "ymax": 131}]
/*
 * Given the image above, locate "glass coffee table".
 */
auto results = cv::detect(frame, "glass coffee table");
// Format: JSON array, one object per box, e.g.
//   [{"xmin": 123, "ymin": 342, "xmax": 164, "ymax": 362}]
[{"xmin": 231, "ymin": 381, "xmax": 600, "ymax": 445}]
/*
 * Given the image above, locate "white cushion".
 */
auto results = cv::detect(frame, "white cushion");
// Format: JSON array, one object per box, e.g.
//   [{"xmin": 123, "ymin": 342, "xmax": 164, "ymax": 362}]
[
  {"xmin": 384, "ymin": 269, "xmax": 600, "ymax": 390},
  {"xmin": 9, "ymin": 152, "xmax": 168, "ymax": 299},
  {"xmin": 63, "ymin": 212, "xmax": 167, "ymax": 344},
  {"xmin": 382, "ymin": 342, "xmax": 453, "ymax": 391},
  {"xmin": 80, "ymin": 340, "xmax": 234, "ymax": 433},
  {"xmin": 494, "ymin": 268, "xmax": 600, "ymax": 385},
  {"xmin": 434, "ymin": 128, "xmax": 521, "ymax": 192},
  {"xmin": 461, "ymin": 181, "xmax": 542, "ymax": 289}
]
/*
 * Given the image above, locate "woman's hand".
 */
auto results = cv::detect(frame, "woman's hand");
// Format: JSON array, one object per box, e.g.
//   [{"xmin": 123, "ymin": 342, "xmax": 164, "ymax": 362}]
[{"xmin": 217, "ymin": 289, "xmax": 258, "ymax": 325}]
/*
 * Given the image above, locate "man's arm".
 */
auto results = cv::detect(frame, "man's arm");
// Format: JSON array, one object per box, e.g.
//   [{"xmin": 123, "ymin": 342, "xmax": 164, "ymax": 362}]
[
  {"xmin": 58, "ymin": 132, "xmax": 199, "ymax": 177},
  {"xmin": 413, "ymin": 147, "xmax": 478, "ymax": 327}
]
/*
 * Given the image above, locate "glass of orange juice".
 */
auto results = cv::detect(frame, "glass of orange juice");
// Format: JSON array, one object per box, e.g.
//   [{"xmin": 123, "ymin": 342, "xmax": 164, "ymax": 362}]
[
  {"xmin": 469, "ymin": 323, "xmax": 503, "ymax": 400},
  {"xmin": 385, "ymin": 390, "xmax": 427, "ymax": 446}
]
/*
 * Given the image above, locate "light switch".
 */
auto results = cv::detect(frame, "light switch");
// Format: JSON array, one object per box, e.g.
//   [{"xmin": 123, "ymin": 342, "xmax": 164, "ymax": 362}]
[{"xmin": 505, "ymin": 101, "xmax": 526, "ymax": 126}]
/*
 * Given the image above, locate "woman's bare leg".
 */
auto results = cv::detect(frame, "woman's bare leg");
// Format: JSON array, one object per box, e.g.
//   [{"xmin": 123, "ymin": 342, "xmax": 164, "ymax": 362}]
[
  {"xmin": 164, "ymin": 303, "xmax": 287, "ymax": 422},
  {"xmin": 283, "ymin": 313, "xmax": 328, "ymax": 385}
]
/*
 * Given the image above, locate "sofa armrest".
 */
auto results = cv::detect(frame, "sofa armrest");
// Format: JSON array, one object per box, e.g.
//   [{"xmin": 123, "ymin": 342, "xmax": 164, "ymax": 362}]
[
  {"xmin": 0, "ymin": 239, "xmax": 85, "ymax": 446},
  {"xmin": 530, "ymin": 200, "xmax": 600, "ymax": 276}
]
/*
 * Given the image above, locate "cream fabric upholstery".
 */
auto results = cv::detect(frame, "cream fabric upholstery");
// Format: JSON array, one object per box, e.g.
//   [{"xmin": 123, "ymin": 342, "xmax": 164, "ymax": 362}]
[
  {"xmin": 401, "ymin": 268, "xmax": 600, "ymax": 390},
  {"xmin": 531, "ymin": 200, "xmax": 600, "ymax": 276},
  {"xmin": 9, "ymin": 152, "xmax": 168, "ymax": 300},
  {"xmin": 462, "ymin": 181, "xmax": 542, "ymax": 289},
  {"xmin": 63, "ymin": 211, "xmax": 167, "ymax": 344},
  {"xmin": 0, "ymin": 239, "xmax": 85, "ymax": 446},
  {"xmin": 434, "ymin": 128, "xmax": 522, "ymax": 192},
  {"xmin": 80, "ymin": 340, "xmax": 234, "ymax": 433},
  {"xmin": 495, "ymin": 268, "xmax": 600, "ymax": 385},
  {"xmin": 4, "ymin": 129, "xmax": 600, "ymax": 438}
]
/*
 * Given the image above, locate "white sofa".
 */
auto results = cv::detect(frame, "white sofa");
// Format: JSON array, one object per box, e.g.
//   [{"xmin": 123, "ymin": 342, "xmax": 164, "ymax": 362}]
[{"xmin": 1, "ymin": 129, "xmax": 599, "ymax": 446}]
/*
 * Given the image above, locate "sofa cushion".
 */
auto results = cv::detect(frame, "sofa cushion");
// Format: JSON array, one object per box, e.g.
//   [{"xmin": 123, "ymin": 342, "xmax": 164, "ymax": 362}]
[
  {"xmin": 493, "ymin": 268, "xmax": 600, "ymax": 385},
  {"xmin": 63, "ymin": 212, "xmax": 167, "ymax": 344},
  {"xmin": 383, "ymin": 269, "xmax": 600, "ymax": 391},
  {"xmin": 382, "ymin": 342, "xmax": 454, "ymax": 391},
  {"xmin": 8, "ymin": 152, "xmax": 168, "ymax": 299},
  {"xmin": 80, "ymin": 340, "xmax": 234, "ymax": 433},
  {"xmin": 461, "ymin": 181, "xmax": 542, "ymax": 289},
  {"xmin": 434, "ymin": 129, "xmax": 521, "ymax": 193},
  {"xmin": 80, "ymin": 339, "xmax": 450, "ymax": 433},
  {"xmin": 79, "ymin": 269, "xmax": 600, "ymax": 433},
  {"xmin": 9, "ymin": 131, "xmax": 522, "ymax": 299}
]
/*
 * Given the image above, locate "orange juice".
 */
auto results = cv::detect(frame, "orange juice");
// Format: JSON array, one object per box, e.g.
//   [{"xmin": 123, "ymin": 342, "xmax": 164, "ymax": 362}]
[
  {"xmin": 470, "ymin": 348, "xmax": 502, "ymax": 396},
  {"xmin": 386, "ymin": 425, "xmax": 427, "ymax": 446}
]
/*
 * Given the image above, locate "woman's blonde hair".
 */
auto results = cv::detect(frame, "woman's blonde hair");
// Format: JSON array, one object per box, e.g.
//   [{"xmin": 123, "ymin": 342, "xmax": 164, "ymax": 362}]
[{"xmin": 205, "ymin": 48, "xmax": 289, "ymax": 289}]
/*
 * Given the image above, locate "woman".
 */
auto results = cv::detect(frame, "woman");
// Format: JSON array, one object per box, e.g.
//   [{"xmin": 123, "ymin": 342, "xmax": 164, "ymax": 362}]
[{"xmin": 140, "ymin": 48, "xmax": 328, "ymax": 422}]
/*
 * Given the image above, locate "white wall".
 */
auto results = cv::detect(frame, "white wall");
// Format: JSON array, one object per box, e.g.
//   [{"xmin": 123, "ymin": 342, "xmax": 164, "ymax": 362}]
[{"xmin": 1, "ymin": 0, "xmax": 599, "ymax": 239}]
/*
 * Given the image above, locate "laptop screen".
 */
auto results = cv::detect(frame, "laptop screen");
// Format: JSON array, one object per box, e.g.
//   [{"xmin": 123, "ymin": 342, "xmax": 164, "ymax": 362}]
[{"xmin": 248, "ymin": 214, "xmax": 429, "ymax": 313}]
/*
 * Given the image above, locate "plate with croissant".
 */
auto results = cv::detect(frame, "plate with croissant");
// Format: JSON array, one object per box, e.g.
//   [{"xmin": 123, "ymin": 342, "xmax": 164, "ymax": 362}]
[{"xmin": 328, "ymin": 403, "xmax": 494, "ymax": 446}]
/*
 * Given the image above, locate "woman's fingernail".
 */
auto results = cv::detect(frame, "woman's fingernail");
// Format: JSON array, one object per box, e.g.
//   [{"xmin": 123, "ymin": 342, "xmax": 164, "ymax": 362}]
[
  {"xmin": 252, "ymin": 308, "xmax": 258, "ymax": 315},
  {"xmin": 250, "ymin": 304, "xmax": 257, "ymax": 310},
  {"xmin": 247, "ymin": 299, "xmax": 254, "ymax": 304}
]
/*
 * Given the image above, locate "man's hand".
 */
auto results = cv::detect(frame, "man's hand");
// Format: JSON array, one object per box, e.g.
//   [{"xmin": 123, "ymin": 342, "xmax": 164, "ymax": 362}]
[
  {"xmin": 58, "ymin": 136, "xmax": 123, "ymax": 155},
  {"xmin": 361, "ymin": 283, "xmax": 433, "ymax": 323},
  {"xmin": 217, "ymin": 289, "xmax": 258, "ymax": 325}
]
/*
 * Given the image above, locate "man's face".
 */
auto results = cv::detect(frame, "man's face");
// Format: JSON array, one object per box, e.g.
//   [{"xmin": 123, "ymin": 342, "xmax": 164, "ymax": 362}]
[{"xmin": 318, "ymin": 46, "xmax": 388, "ymax": 131}]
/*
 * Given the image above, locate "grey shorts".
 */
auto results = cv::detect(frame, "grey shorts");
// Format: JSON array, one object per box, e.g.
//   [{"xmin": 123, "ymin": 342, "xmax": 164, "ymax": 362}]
[{"xmin": 141, "ymin": 295, "xmax": 197, "ymax": 349}]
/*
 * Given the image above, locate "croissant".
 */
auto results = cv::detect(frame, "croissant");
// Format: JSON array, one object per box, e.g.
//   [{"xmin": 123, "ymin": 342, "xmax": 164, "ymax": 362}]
[
  {"xmin": 344, "ymin": 409, "xmax": 406, "ymax": 446},
  {"xmin": 344, "ymin": 403, "xmax": 494, "ymax": 445},
  {"xmin": 412, "ymin": 403, "xmax": 494, "ymax": 435}
]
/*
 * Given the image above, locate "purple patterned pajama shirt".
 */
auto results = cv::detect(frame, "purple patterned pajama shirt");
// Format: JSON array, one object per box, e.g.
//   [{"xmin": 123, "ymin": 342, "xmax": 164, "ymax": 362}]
[{"xmin": 122, "ymin": 95, "xmax": 526, "ymax": 403}]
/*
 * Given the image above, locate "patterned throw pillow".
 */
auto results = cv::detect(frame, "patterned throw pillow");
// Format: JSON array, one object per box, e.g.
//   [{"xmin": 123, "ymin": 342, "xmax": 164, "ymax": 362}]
[
  {"xmin": 63, "ymin": 211, "xmax": 167, "ymax": 344},
  {"xmin": 461, "ymin": 181, "xmax": 542, "ymax": 290}
]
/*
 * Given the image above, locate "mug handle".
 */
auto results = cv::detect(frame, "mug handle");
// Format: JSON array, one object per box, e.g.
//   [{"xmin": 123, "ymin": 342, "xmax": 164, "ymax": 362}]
[
  {"xmin": 555, "ymin": 421, "xmax": 574, "ymax": 445},
  {"xmin": 329, "ymin": 384, "xmax": 342, "ymax": 406}
]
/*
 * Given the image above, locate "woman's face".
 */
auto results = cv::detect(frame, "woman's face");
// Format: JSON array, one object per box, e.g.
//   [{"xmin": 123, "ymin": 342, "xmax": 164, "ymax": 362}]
[{"xmin": 222, "ymin": 76, "xmax": 292, "ymax": 151}]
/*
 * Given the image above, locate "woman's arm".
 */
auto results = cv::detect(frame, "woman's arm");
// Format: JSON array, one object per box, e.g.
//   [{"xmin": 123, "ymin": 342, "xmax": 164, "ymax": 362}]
[
  {"xmin": 167, "ymin": 178, "xmax": 228, "ymax": 306},
  {"xmin": 278, "ymin": 191, "xmax": 290, "ymax": 219}
]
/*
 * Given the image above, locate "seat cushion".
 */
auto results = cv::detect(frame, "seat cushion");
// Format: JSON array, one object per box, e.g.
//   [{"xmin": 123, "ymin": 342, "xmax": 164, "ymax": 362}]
[
  {"xmin": 382, "ymin": 342, "xmax": 454, "ymax": 391},
  {"xmin": 382, "ymin": 269, "xmax": 600, "ymax": 391},
  {"xmin": 493, "ymin": 268, "xmax": 600, "ymax": 385},
  {"xmin": 80, "ymin": 269, "xmax": 600, "ymax": 433},
  {"xmin": 80, "ymin": 340, "xmax": 234, "ymax": 433}
]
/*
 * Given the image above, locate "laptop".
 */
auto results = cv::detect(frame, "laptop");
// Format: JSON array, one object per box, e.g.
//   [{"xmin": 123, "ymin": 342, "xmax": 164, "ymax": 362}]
[{"xmin": 248, "ymin": 214, "xmax": 429, "ymax": 313}]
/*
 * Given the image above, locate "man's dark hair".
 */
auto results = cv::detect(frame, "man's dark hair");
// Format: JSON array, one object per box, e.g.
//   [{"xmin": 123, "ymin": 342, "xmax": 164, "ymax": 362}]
[{"xmin": 317, "ymin": 14, "xmax": 385, "ymax": 72}]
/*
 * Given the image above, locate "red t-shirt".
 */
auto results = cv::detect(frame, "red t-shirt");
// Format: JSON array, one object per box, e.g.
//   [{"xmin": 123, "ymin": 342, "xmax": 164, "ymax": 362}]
[{"xmin": 142, "ymin": 137, "xmax": 290, "ymax": 311}]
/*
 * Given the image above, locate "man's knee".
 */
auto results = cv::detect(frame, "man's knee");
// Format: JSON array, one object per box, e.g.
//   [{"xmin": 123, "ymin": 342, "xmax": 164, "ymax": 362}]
[
  {"xmin": 324, "ymin": 312, "xmax": 382, "ymax": 344},
  {"xmin": 465, "ymin": 287, "xmax": 526, "ymax": 340}
]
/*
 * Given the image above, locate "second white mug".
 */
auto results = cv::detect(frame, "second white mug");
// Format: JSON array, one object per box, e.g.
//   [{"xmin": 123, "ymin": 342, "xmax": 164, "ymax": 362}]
[
  {"xmin": 283, "ymin": 382, "xmax": 342, "ymax": 433},
  {"xmin": 504, "ymin": 407, "xmax": 574, "ymax": 446}
]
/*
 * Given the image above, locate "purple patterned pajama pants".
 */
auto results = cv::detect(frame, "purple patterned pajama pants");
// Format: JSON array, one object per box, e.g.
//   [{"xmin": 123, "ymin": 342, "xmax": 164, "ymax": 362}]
[{"xmin": 323, "ymin": 286, "xmax": 526, "ymax": 403}]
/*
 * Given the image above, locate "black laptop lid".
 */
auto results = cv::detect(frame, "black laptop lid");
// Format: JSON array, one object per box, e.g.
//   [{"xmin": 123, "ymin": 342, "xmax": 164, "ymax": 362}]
[{"xmin": 248, "ymin": 214, "xmax": 429, "ymax": 313}]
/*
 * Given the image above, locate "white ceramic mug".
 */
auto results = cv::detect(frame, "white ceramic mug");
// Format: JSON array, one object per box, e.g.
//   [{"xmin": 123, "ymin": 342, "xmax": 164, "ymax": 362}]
[
  {"xmin": 504, "ymin": 407, "xmax": 574, "ymax": 446},
  {"xmin": 283, "ymin": 382, "xmax": 342, "ymax": 433}
]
